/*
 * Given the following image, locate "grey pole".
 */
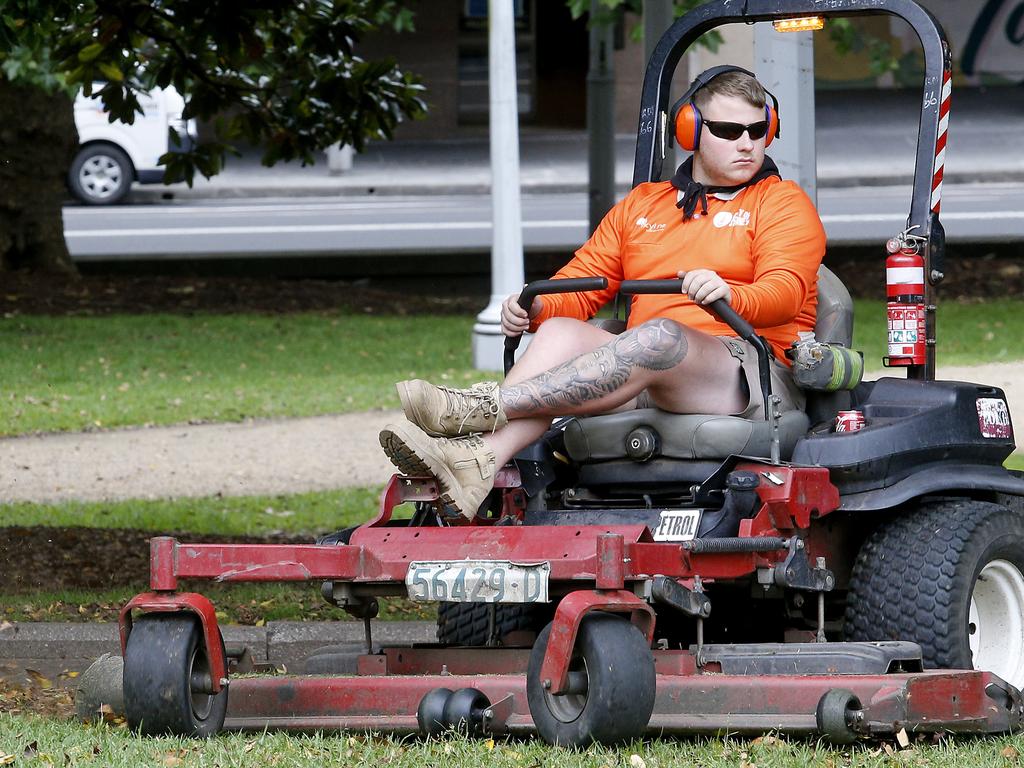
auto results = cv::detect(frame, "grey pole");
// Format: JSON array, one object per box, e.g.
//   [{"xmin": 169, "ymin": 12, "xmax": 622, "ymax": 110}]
[
  {"xmin": 587, "ymin": 1, "xmax": 616, "ymax": 235},
  {"xmin": 472, "ymin": 0, "xmax": 526, "ymax": 371},
  {"xmin": 754, "ymin": 24, "xmax": 817, "ymax": 205},
  {"xmin": 643, "ymin": 0, "xmax": 673, "ymax": 65},
  {"xmin": 643, "ymin": 0, "xmax": 677, "ymax": 179}
]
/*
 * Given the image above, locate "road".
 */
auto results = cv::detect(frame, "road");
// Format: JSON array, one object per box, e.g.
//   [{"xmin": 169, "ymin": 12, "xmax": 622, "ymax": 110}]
[{"xmin": 63, "ymin": 183, "xmax": 1024, "ymax": 261}]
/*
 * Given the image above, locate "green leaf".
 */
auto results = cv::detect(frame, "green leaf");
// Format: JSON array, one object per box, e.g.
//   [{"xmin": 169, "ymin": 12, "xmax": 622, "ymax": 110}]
[
  {"xmin": 78, "ymin": 42, "xmax": 104, "ymax": 62},
  {"xmin": 97, "ymin": 61, "xmax": 124, "ymax": 81}
]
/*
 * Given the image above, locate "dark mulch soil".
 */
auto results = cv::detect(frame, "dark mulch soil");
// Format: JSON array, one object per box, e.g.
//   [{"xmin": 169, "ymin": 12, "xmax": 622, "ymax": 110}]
[
  {"xmin": 1, "ymin": 248, "xmax": 1022, "ymax": 319},
  {"xmin": 0, "ymin": 526, "xmax": 309, "ymax": 593},
  {"xmin": 0, "ymin": 272, "xmax": 484, "ymax": 316}
]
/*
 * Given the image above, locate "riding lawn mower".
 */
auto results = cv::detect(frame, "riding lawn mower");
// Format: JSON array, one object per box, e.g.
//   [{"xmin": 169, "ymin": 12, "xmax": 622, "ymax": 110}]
[{"xmin": 119, "ymin": 0, "xmax": 1024, "ymax": 746}]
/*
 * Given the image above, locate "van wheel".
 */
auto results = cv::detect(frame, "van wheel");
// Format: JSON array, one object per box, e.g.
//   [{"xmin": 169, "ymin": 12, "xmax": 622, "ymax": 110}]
[{"xmin": 69, "ymin": 144, "xmax": 133, "ymax": 204}]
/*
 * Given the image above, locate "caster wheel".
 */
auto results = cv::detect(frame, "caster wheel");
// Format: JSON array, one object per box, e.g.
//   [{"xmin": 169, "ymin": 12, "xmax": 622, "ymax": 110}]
[
  {"xmin": 815, "ymin": 688, "xmax": 863, "ymax": 744},
  {"xmin": 417, "ymin": 687, "xmax": 453, "ymax": 737},
  {"xmin": 527, "ymin": 612, "xmax": 655, "ymax": 746},
  {"xmin": 442, "ymin": 687, "xmax": 490, "ymax": 736},
  {"xmin": 123, "ymin": 614, "xmax": 227, "ymax": 736}
]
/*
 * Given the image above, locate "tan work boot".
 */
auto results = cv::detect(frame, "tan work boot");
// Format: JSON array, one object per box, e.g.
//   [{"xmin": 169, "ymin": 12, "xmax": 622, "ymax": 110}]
[
  {"xmin": 379, "ymin": 421, "xmax": 496, "ymax": 519},
  {"xmin": 396, "ymin": 379, "xmax": 508, "ymax": 437}
]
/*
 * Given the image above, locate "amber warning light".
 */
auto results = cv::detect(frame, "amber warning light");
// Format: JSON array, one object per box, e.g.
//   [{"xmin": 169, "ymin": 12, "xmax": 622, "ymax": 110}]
[{"xmin": 772, "ymin": 16, "xmax": 825, "ymax": 32}]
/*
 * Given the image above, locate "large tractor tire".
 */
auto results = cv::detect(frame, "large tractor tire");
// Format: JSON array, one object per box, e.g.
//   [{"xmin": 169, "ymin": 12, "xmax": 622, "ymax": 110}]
[{"xmin": 845, "ymin": 499, "xmax": 1024, "ymax": 690}]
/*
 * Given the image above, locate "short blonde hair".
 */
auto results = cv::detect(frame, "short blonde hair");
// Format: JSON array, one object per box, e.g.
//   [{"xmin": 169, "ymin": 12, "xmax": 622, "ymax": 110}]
[{"xmin": 693, "ymin": 70, "xmax": 767, "ymax": 111}]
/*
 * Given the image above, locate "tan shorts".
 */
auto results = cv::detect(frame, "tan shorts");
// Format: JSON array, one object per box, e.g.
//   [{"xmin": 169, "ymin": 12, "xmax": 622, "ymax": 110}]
[{"xmin": 719, "ymin": 337, "xmax": 805, "ymax": 420}]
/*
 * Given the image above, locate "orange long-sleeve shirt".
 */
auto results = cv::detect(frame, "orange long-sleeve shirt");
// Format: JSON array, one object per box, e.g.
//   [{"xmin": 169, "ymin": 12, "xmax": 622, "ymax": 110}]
[{"xmin": 530, "ymin": 176, "xmax": 826, "ymax": 361}]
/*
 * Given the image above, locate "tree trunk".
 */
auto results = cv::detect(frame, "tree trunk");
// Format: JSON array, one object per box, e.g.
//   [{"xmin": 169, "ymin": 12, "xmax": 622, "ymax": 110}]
[{"xmin": 0, "ymin": 78, "xmax": 78, "ymax": 274}]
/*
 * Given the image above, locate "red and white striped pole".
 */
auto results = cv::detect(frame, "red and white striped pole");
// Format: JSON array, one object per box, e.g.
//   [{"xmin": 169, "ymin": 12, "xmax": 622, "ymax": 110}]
[{"xmin": 930, "ymin": 69, "xmax": 952, "ymax": 215}]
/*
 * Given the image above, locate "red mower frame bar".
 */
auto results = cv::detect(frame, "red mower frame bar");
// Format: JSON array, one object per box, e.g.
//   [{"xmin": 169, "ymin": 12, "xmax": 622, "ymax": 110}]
[
  {"xmin": 634, "ymin": 0, "xmax": 952, "ymax": 381},
  {"xmin": 123, "ymin": 463, "xmax": 838, "ymax": 697}
]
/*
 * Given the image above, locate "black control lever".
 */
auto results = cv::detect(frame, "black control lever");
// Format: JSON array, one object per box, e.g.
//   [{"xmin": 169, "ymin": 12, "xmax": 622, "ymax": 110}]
[{"xmin": 503, "ymin": 277, "xmax": 608, "ymax": 374}]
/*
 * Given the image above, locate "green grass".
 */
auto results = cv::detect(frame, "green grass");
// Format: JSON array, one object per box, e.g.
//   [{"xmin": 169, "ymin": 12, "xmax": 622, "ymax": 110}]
[
  {"xmin": 853, "ymin": 298, "xmax": 1024, "ymax": 368},
  {"xmin": 0, "ymin": 313, "xmax": 483, "ymax": 435},
  {"xmin": 3, "ymin": 301, "xmax": 1023, "ymax": 436},
  {"xmin": 0, "ymin": 487, "xmax": 381, "ymax": 536},
  {"xmin": 2, "ymin": 716, "xmax": 1024, "ymax": 768}
]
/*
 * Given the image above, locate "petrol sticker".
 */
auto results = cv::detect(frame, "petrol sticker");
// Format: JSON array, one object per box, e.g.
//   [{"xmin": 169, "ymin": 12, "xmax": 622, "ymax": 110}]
[
  {"xmin": 652, "ymin": 509, "xmax": 702, "ymax": 542},
  {"xmin": 977, "ymin": 398, "xmax": 1012, "ymax": 439}
]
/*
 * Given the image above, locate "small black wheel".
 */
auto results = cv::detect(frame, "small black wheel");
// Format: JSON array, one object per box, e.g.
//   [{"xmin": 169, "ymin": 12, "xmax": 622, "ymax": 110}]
[
  {"xmin": 815, "ymin": 688, "xmax": 862, "ymax": 744},
  {"xmin": 417, "ymin": 687, "xmax": 453, "ymax": 738},
  {"xmin": 845, "ymin": 499, "xmax": 1024, "ymax": 689},
  {"xmin": 526, "ymin": 612, "xmax": 656, "ymax": 746},
  {"xmin": 123, "ymin": 614, "xmax": 228, "ymax": 736},
  {"xmin": 442, "ymin": 687, "xmax": 490, "ymax": 736},
  {"xmin": 68, "ymin": 143, "xmax": 133, "ymax": 204}
]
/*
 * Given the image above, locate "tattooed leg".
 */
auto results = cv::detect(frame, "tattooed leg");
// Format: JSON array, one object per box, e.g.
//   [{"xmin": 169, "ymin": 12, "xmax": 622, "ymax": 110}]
[
  {"xmin": 480, "ymin": 317, "xmax": 746, "ymax": 469},
  {"xmin": 501, "ymin": 319, "xmax": 689, "ymax": 418}
]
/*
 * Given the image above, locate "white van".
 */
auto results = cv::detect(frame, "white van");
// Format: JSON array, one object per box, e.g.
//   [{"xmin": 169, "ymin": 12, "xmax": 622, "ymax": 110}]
[{"xmin": 70, "ymin": 86, "xmax": 196, "ymax": 205}]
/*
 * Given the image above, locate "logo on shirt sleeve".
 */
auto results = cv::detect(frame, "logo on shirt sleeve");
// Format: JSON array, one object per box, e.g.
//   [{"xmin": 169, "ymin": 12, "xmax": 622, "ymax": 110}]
[{"xmin": 713, "ymin": 209, "xmax": 751, "ymax": 228}]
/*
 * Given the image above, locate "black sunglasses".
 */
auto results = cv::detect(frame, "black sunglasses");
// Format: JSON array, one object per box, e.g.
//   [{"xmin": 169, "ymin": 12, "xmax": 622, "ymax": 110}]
[{"xmin": 702, "ymin": 119, "xmax": 769, "ymax": 141}]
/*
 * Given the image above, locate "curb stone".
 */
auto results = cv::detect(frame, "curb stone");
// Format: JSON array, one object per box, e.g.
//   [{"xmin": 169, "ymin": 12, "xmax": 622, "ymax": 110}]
[{"xmin": 0, "ymin": 620, "xmax": 437, "ymax": 688}]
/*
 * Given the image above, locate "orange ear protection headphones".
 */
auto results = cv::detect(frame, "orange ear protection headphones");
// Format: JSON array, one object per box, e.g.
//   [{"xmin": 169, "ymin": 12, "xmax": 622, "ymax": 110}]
[{"xmin": 668, "ymin": 65, "xmax": 780, "ymax": 151}]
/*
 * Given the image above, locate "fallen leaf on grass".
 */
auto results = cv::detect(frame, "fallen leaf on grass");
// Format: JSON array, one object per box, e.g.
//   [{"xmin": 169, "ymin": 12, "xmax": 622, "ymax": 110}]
[
  {"xmin": 160, "ymin": 749, "xmax": 189, "ymax": 766},
  {"xmin": 25, "ymin": 669, "xmax": 52, "ymax": 689},
  {"xmin": 629, "ymin": 755, "xmax": 646, "ymax": 768},
  {"xmin": 896, "ymin": 728, "xmax": 910, "ymax": 748},
  {"xmin": 98, "ymin": 702, "xmax": 125, "ymax": 725},
  {"xmin": 0, "ymin": 754, "xmax": 15, "ymax": 765},
  {"xmin": 1002, "ymin": 745, "xmax": 1020, "ymax": 759}
]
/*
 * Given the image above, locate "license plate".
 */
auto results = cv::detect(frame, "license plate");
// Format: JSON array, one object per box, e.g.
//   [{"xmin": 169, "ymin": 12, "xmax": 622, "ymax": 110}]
[
  {"xmin": 406, "ymin": 560, "xmax": 550, "ymax": 603},
  {"xmin": 652, "ymin": 509, "xmax": 702, "ymax": 542}
]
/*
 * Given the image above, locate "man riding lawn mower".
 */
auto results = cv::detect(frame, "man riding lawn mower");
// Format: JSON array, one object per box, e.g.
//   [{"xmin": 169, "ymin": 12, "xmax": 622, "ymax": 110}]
[{"xmin": 119, "ymin": 0, "xmax": 1024, "ymax": 746}]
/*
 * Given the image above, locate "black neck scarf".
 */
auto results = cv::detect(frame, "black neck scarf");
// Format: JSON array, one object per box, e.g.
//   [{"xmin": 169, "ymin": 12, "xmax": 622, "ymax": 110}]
[{"xmin": 670, "ymin": 155, "xmax": 781, "ymax": 221}]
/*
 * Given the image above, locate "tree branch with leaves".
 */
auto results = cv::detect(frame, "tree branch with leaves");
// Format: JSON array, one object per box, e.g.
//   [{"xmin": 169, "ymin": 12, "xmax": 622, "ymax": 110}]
[{"xmin": 0, "ymin": 0, "xmax": 426, "ymax": 272}]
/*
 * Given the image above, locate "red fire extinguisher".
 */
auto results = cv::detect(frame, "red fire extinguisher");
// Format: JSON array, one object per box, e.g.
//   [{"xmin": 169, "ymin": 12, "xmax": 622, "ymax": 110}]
[{"xmin": 884, "ymin": 242, "xmax": 926, "ymax": 366}]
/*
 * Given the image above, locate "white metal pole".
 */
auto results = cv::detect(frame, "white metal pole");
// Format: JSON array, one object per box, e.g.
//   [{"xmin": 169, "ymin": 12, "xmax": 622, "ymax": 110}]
[
  {"xmin": 754, "ymin": 24, "xmax": 817, "ymax": 205},
  {"xmin": 472, "ymin": 0, "xmax": 525, "ymax": 371}
]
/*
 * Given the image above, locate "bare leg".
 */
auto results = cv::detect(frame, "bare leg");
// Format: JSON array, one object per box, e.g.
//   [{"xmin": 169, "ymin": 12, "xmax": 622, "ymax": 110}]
[{"xmin": 483, "ymin": 317, "xmax": 746, "ymax": 466}]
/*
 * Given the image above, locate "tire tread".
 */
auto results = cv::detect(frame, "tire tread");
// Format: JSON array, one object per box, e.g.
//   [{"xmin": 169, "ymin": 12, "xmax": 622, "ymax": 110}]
[{"xmin": 845, "ymin": 499, "xmax": 1024, "ymax": 673}]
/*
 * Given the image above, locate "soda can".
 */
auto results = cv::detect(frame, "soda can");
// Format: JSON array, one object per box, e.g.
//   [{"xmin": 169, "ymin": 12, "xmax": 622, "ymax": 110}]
[{"xmin": 835, "ymin": 409, "xmax": 866, "ymax": 432}]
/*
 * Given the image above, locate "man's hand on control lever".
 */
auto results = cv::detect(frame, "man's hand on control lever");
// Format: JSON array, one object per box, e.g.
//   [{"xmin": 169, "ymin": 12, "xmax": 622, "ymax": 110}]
[
  {"xmin": 500, "ymin": 292, "xmax": 542, "ymax": 337},
  {"xmin": 678, "ymin": 269, "xmax": 732, "ymax": 305}
]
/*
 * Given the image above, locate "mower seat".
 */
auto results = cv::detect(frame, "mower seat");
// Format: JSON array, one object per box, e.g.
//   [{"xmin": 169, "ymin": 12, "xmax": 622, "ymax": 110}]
[{"xmin": 562, "ymin": 265, "xmax": 853, "ymax": 464}]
